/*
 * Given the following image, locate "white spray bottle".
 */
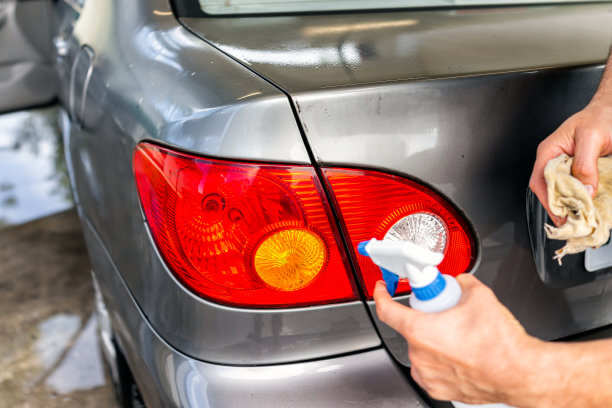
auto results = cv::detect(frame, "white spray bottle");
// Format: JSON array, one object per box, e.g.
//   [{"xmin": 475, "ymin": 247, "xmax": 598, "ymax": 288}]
[
  {"xmin": 358, "ymin": 238, "xmax": 462, "ymax": 312},
  {"xmin": 358, "ymin": 238, "xmax": 512, "ymax": 408}
]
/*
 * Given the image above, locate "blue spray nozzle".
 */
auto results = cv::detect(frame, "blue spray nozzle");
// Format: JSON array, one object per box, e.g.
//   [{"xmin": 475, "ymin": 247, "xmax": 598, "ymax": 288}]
[
  {"xmin": 381, "ymin": 268, "xmax": 399, "ymax": 296},
  {"xmin": 357, "ymin": 240, "xmax": 400, "ymax": 296},
  {"xmin": 356, "ymin": 238, "xmax": 462, "ymax": 312},
  {"xmin": 357, "ymin": 240, "xmax": 370, "ymax": 256}
]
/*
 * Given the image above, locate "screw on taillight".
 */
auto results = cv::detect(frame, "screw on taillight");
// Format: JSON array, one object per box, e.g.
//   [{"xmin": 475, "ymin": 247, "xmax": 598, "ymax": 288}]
[
  {"xmin": 133, "ymin": 142, "xmax": 357, "ymax": 308},
  {"xmin": 323, "ymin": 168, "xmax": 476, "ymax": 299}
]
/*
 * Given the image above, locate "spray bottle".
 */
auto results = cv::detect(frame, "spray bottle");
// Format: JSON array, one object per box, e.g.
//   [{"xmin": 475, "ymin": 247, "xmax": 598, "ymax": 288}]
[
  {"xmin": 358, "ymin": 238, "xmax": 512, "ymax": 408},
  {"xmin": 357, "ymin": 238, "xmax": 462, "ymax": 312}
]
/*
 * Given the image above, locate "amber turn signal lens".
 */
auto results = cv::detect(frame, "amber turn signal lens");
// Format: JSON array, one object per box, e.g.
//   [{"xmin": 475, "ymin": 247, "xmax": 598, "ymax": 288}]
[{"xmin": 254, "ymin": 229, "xmax": 327, "ymax": 291}]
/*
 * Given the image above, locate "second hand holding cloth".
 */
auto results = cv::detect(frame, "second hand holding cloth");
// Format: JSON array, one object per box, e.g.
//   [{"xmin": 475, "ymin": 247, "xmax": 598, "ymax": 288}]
[{"xmin": 544, "ymin": 154, "xmax": 612, "ymax": 264}]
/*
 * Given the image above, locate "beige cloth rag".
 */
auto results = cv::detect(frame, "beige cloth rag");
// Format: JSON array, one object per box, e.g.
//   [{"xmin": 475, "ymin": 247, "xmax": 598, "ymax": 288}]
[{"xmin": 545, "ymin": 154, "xmax": 612, "ymax": 264}]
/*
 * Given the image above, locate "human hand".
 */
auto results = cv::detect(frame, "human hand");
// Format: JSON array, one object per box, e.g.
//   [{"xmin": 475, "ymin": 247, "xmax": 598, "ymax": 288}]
[
  {"xmin": 529, "ymin": 99, "xmax": 612, "ymax": 225},
  {"xmin": 374, "ymin": 275, "xmax": 542, "ymax": 406}
]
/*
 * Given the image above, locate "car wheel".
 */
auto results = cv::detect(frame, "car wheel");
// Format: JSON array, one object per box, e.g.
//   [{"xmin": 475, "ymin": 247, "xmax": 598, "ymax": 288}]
[{"xmin": 114, "ymin": 340, "xmax": 146, "ymax": 408}]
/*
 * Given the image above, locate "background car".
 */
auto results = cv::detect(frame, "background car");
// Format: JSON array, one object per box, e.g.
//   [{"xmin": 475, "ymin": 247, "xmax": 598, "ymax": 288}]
[{"xmin": 4, "ymin": 0, "xmax": 612, "ymax": 406}]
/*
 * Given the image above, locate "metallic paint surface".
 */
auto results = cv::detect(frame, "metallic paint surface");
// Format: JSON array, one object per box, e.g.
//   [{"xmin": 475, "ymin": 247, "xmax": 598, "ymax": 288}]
[
  {"xmin": 0, "ymin": 1, "xmax": 57, "ymax": 112},
  {"xmin": 65, "ymin": 0, "xmax": 309, "ymax": 163},
  {"xmin": 82, "ymin": 216, "xmax": 427, "ymax": 408},
  {"xmin": 305, "ymin": 66, "xmax": 612, "ymax": 365},
  {"xmin": 57, "ymin": 0, "xmax": 612, "ymax": 392},
  {"xmin": 184, "ymin": 4, "xmax": 612, "ymax": 364},
  {"xmin": 56, "ymin": 0, "xmax": 380, "ymax": 365},
  {"xmin": 182, "ymin": 4, "xmax": 612, "ymax": 92}
]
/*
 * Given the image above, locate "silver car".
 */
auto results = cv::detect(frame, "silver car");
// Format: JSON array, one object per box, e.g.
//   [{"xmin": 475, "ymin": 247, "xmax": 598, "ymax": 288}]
[{"xmin": 4, "ymin": 0, "xmax": 612, "ymax": 406}]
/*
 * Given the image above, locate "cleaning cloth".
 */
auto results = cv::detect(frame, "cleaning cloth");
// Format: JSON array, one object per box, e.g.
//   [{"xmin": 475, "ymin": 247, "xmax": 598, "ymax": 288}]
[{"xmin": 544, "ymin": 154, "xmax": 612, "ymax": 264}]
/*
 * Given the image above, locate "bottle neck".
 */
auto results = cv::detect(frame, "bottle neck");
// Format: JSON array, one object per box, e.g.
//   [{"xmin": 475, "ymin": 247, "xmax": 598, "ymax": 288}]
[{"xmin": 411, "ymin": 271, "xmax": 446, "ymax": 301}]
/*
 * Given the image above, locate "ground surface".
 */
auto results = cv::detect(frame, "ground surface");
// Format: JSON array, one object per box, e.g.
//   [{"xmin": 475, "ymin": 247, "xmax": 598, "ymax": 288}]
[{"xmin": 0, "ymin": 108, "xmax": 117, "ymax": 407}]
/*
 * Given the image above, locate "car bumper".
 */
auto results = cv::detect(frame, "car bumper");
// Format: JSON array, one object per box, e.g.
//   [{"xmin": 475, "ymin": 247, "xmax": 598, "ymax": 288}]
[
  {"xmin": 149, "ymin": 347, "xmax": 426, "ymax": 407},
  {"xmin": 96, "ymin": 268, "xmax": 428, "ymax": 408}
]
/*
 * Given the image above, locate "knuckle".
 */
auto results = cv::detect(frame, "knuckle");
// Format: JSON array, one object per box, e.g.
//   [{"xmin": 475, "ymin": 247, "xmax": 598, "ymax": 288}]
[
  {"xmin": 572, "ymin": 161, "xmax": 593, "ymax": 178},
  {"xmin": 457, "ymin": 273, "xmax": 477, "ymax": 288},
  {"xmin": 410, "ymin": 366, "xmax": 426, "ymax": 389},
  {"xmin": 576, "ymin": 125, "xmax": 611, "ymax": 152},
  {"xmin": 528, "ymin": 177, "xmax": 537, "ymax": 192},
  {"xmin": 420, "ymin": 380, "xmax": 447, "ymax": 400},
  {"xmin": 427, "ymin": 386, "xmax": 450, "ymax": 401},
  {"xmin": 408, "ymin": 350, "xmax": 421, "ymax": 366},
  {"xmin": 457, "ymin": 273, "xmax": 474, "ymax": 282},
  {"xmin": 410, "ymin": 366, "xmax": 419, "ymax": 378},
  {"xmin": 375, "ymin": 302, "xmax": 386, "ymax": 320},
  {"xmin": 535, "ymin": 141, "xmax": 548, "ymax": 156},
  {"xmin": 579, "ymin": 126, "xmax": 602, "ymax": 140}
]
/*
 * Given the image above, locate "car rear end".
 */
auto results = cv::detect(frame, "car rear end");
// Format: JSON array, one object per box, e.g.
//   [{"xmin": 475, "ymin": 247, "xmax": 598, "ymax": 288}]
[
  {"xmin": 56, "ymin": 0, "xmax": 612, "ymax": 406},
  {"xmin": 179, "ymin": 0, "xmax": 612, "ymax": 367}
]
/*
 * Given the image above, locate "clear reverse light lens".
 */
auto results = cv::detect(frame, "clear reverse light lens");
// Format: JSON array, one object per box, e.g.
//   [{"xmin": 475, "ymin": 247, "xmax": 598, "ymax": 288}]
[
  {"xmin": 324, "ymin": 167, "xmax": 475, "ymax": 298},
  {"xmin": 384, "ymin": 212, "xmax": 447, "ymax": 254}
]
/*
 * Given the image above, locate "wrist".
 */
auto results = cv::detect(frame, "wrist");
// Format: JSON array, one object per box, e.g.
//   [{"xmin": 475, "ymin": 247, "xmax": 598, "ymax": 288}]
[
  {"xmin": 592, "ymin": 52, "xmax": 612, "ymax": 105},
  {"xmin": 590, "ymin": 90, "xmax": 612, "ymax": 108}
]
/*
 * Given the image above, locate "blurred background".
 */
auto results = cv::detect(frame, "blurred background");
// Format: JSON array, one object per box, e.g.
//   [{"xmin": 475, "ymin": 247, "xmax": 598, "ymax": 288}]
[{"xmin": 0, "ymin": 107, "xmax": 116, "ymax": 406}]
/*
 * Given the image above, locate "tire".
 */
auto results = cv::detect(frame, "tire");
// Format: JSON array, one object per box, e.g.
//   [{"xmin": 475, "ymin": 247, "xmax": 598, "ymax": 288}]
[{"xmin": 113, "ymin": 340, "xmax": 146, "ymax": 408}]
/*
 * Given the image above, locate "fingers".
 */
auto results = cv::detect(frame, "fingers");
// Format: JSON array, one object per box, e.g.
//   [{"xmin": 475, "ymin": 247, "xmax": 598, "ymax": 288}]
[
  {"xmin": 455, "ymin": 274, "xmax": 489, "ymax": 301},
  {"xmin": 455, "ymin": 273, "xmax": 482, "ymax": 291},
  {"xmin": 529, "ymin": 141, "xmax": 566, "ymax": 226},
  {"xmin": 410, "ymin": 366, "xmax": 425, "ymax": 388},
  {"xmin": 373, "ymin": 280, "xmax": 419, "ymax": 334},
  {"xmin": 572, "ymin": 127, "xmax": 609, "ymax": 196}
]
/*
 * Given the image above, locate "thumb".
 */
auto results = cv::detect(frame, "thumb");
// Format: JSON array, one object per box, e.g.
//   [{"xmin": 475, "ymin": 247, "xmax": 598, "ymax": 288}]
[
  {"xmin": 572, "ymin": 129, "xmax": 606, "ymax": 196},
  {"xmin": 373, "ymin": 280, "xmax": 419, "ymax": 334}
]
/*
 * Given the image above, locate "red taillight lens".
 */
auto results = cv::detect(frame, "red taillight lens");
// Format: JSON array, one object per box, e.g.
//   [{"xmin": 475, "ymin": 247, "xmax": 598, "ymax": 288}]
[
  {"xmin": 133, "ymin": 143, "xmax": 357, "ymax": 308},
  {"xmin": 324, "ymin": 168, "xmax": 476, "ymax": 298}
]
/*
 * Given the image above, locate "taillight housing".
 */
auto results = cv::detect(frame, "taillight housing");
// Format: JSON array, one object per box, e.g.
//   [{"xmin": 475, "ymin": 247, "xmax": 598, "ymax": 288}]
[
  {"xmin": 324, "ymin": 168, "xmax": 476, "ymax": 298},
  {"xmin": 133, "ymin": 143, "xmax": 357, "ymax": 308}
]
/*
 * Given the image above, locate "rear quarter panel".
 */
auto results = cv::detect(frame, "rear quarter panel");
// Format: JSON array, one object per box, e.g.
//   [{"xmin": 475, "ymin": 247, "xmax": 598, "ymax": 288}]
[{"xmin": 57, "ymin": 0, "xmax": 380, "ymax": 365}]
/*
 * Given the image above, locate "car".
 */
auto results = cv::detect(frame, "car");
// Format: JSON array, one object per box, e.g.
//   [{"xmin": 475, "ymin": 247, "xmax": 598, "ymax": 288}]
[{"xmin": 4, "ymin": 0, "xmax": 612, "ymax": 406}]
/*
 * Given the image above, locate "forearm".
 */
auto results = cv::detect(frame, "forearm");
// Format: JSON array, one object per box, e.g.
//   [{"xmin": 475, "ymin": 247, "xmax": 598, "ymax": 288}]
[
  {"xmin": 509, "ymin": 338, "xmax": 612, "ymax": 408},
  {"xmin": 593, "ymin": 48, "xmax": 612, "ymax": 104}
]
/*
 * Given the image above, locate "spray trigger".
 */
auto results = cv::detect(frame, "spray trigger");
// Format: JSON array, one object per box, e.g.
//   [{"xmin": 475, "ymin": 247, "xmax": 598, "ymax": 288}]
[
  {"xmin": 357, "ymin": 239, "xmax": 463, "ymax": 322},
  {"xmin": 357, "ymin": 238, "xmax": 444, "ymax": 296},
  {"xmin": 380, "ymin": 267, "xmax": 399, "ymax": 296}
]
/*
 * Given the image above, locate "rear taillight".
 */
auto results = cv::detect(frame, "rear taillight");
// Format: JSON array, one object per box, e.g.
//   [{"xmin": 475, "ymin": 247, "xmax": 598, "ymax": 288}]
[
  {"xmin": 324, "ymin": 168, "xmax": 476, "ymax": 298},
  {"xmin": 133, "ymin": 143, "xmax": 357, "ymax": 308}
]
